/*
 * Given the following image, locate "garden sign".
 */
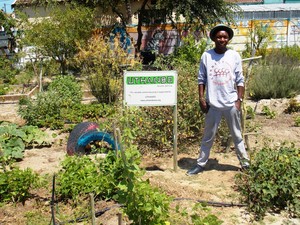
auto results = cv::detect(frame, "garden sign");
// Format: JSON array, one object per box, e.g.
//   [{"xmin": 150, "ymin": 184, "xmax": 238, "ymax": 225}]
[{"xmin": 124, "ymin": 70, "xmax": 178, "ymax": 171}]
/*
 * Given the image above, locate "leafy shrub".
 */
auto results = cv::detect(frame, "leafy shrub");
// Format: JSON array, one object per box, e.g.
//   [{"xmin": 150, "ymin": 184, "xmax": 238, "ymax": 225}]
[
  {"xmin": 56, "ymin": 147, "xmax": 171, "ymax": 224},
  {"xmin": 0, "ymin": 167, "xmax": 40, "ymax": 203},
  {"xmin": 56, "ymin": 155, "xmax": 111, "ymax": 202},
  {"xmin": 47, "ymin": 75, "xmax": 82, "ymax": 105},
  {"xmin": 248, "ymin": 50, "xmax": 300, "ymax": 100},
  {"xmin": 116, "ymin": 177, "xmax": 171, "ymax": 225},
  {"xmin": 235, "ymin": 145, "xmax": 300, "ymax": 220},
  {"xmin": 242, "ymin": 21, "xmax": 273, "ymax": 58},
  {"xmin": 75, "ymin": 36, "xmax": 141, "ymax": 104},
  {"xmin": 276, "ymin": 45, "xmax": 300, "ymax": 61},
  {"xmin": 18, "ymin": 92, "xmax": 64, "ymax": 129},
  {"xmin": 0, "ymin": 122, "xmax": 51, "ymax": 159},
  {"xmin": 0, "ymin": 56, "xmax": 19, "ymax": 85},
  {"xmin": 18, "ymin": 75, "xmax": 83, "ymax": 129},
  {"xmin": 172, "ymin": 34, "xmax": 207, "ymax": 65},
  {"xmin": 56, "ymin": 148, "xmax": 142, "ymax": 202},
  {"xmin": 0, "ymin": 84, "xmax": 10, "ymax": 95},
  {"xmin": 131, "ymin": 41, "xmax": 206, "ymax": 151}
]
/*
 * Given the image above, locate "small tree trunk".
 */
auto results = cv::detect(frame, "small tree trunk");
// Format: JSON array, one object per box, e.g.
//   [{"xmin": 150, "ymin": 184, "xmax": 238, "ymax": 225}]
[
  {"xmin": 125, "ymin": 0, "xmax": 132, "ymax": 24},
  {"xmin": 136, "ymin": 0, "xmax": 148, "ymax": 52}
]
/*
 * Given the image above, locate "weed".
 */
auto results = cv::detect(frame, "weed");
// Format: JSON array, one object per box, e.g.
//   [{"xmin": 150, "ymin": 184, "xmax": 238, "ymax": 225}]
[
  {"xmin": 294, "ymin": 116, "xmax": 300, "ymax": 127},
  {"xmin": 246, "ymin": 105, "xmax": 256, "ymax": 119},
  {"xmin": 261, "ymin": 106, "xmax": 276, "ymax": 119}
]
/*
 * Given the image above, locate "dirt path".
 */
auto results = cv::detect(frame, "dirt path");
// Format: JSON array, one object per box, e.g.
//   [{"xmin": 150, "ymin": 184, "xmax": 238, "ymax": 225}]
[{"xmin": 1, "ymin": 97, "xmax": 300, "ymax": 224}]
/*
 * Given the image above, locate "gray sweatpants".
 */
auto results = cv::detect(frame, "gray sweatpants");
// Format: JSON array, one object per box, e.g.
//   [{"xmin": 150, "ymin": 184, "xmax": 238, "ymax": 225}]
[{"xmin": 197, "ymin": 106, "xmax": 250, "ymax": 168}]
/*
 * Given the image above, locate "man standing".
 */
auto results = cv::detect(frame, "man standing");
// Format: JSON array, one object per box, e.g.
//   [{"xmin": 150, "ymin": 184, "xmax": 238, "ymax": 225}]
[{"xmin": 187, "ymin": 24, "xmax": 250, "ymax": 175}]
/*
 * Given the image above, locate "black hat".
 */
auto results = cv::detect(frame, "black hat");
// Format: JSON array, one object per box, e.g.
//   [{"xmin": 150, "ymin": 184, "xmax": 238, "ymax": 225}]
[{"xmin": 209, "ymin": 24, "xmax": 234, "ymax": 40}]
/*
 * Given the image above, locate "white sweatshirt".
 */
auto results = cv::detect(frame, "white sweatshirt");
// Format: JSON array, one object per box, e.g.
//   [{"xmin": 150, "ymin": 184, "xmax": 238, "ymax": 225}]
[{"xmin": 198, "ymin": 49, "xmax": 244, "ymax": 109}]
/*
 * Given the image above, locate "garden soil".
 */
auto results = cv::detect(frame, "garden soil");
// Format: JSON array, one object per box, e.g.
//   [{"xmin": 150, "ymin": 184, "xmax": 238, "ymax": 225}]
[{"xmin": 0, "ymin": 97, "xmax": 300, "ymax": 225}]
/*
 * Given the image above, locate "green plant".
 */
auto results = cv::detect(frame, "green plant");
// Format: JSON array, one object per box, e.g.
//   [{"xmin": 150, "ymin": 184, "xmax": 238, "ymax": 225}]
[
  {"xmin": 169, "ymin": 203, "xmax": 223, "ymax": 225},
  {"xmin": 21, "ymin": 3, "xmax": 96, "ymax": 74},
  {"xmin": 75, "ymin": 35, "xmax": 141, "ymax": 104},
  {"xmin": 284, "ymin": 98, "xmax": 300, "ymax": 114},
  {"xmin": 246, "ymin": 105, "xmax": 255, "ymax": 119},
  {"xmin": 235, "ymin": 144, "xmax": 300, "ymax": 220},
  {"xmin": 0, "ymin": 122, "xmax": 51, "ymax": 159},
  {"xmin": 116, "ymin": 176, "xmax": 171, "ymax": 225},
  {"xmin": 0, "ymin": 56, "xmax": 19, "ymax": 85},
  {"xmin": 0, "ymin": 84, "xmax": 10, "ymax": 96},
  {"xmin": 48, "ymin": 75, "xmax": 82, "ymax": 105},
  {"xmin": 0, "ymin": 166, "xmax": 40, "ymax": 203},
  {"xmin": 56, "ymin": 155, "xmax": 108, "ymax": 202},
  {"xmin": 18, "ymin": 75, "xmax": 83, "ymax": 129},
  {"xmin": 172, "ymin": 34, "xmax": 207, "ymax": 65},
  {"xmin": 248, "ymin": 47, "xmax": 300, "ymax": 100},
  {"xmin": 56, "ymin": 144, "xmax": 171, "ymax": 224},
  {"xmin": 261, "ymin": 106, "xmax": 276, "ymax": 119},
  {"xmin": 294, "ymin": 116, "xmax": 300, "ymax": 127},
  {"xmin": 242, "ymin": 22, "xmax": 273, "ymax": 58}
]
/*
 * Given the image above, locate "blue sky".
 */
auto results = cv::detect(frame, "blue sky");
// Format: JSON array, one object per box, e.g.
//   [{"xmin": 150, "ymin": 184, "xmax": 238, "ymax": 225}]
[{"xmin": 0, "ymin": 0, "xmax": 14, "ymax": 13}]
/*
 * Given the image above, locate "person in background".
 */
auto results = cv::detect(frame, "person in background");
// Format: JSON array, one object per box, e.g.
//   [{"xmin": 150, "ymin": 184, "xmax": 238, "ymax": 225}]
[{"xmin": 187, "ymin": 24, "xmax": 250, "ymax": 175}]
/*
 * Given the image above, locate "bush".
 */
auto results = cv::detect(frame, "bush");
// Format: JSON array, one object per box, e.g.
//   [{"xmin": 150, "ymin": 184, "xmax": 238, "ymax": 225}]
[
  {"xmin": 235, "ymin": 145, "xmax": 300, "ymax": 220},
  {"xmin": 75, "ymin": 36, "xmax": 141, "ymax": 104},
  {"xmin": 0, "ymin": 56, "xmax": 19, "ymax": 85},
  {"xmin": 130, "ymin": 39, "xmax": 206, "ymax": 151},
  {"xmin": 0, "ymin": 166, "xmax": 40, "ymax": 203},
  {"xmin": 18, "ymin": 75, "xmax": 83, "ymax": 129},
  {"xmin": 0, "ymin": 122, "xmax": 51, "ymax": 159},
  {"xmin": 56, "ymin": 148, "xmax": 171, "ymax": 224},
  {"xmin": 248, "ymin": 48, "xmax": 300, "ymax": 100},
  {"xmin": 172, "ymin": 34, "xmax": 207, "ymax": 65},
  {"xmin": 47, "ymin": 75, "xmax": 82, "ymax": 105}
]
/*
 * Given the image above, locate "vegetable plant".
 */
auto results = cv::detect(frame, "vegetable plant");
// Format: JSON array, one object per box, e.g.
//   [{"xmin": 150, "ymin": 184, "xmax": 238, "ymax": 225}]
[{"xmin": 235, "ymin": 144, "xmax": 300, "ymax": 220}]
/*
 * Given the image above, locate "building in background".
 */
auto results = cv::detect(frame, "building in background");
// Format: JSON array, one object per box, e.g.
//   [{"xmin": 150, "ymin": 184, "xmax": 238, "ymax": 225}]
[{"xmin": 10, "ymin": 0, "xmax": 300, "ymax": 57}]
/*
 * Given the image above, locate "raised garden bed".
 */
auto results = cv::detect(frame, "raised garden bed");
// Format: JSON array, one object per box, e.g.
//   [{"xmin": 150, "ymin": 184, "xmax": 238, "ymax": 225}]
[{"xmin": 0, "ymin": 85, "xmax": 39, "ymax": 103}]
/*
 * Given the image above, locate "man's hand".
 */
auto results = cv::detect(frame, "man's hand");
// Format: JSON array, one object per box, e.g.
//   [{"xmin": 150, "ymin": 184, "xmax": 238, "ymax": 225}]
[
  {"xmin": 200, "ymin": 98, "xmax": 209, "ymax": 113},
  {"xmin": 235, "ymin": 99, "xmax": 242, "ymax": 111}
]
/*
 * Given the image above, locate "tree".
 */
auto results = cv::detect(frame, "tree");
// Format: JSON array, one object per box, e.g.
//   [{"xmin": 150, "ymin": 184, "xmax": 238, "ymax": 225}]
[
  {"xmin": 34, "ymin": 0, "xmax": 239, "ymax": 52},
  {"xmin": 70, "ymin": 0, "xmax": 240, "ymax": 51},
  {"xmin": 0, "ymin": 10, "xmax": 17, "ymax": 51},
  {"xmin": 21, "ymin": 3, "xmax": 96, "ymax": 74}
]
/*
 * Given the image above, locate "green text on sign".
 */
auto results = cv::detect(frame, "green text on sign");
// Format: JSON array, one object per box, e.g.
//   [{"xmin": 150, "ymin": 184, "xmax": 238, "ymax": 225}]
[{"xmin": 127, "ymin": 76, "xmax": 174, "ymax": 85}]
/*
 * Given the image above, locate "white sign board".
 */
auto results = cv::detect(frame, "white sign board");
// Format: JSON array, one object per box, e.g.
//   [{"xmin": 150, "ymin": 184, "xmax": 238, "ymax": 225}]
[{"xmin": 124, "ymin": 71, "xmax": 177, "ymax": 106}]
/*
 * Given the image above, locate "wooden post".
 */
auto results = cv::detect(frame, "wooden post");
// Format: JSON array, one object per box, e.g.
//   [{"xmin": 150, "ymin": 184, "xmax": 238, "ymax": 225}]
[
  {"xmin": 113, "ymin": 122, "xmax": 119, "ymax": 157},
  {"xmin": 116, "ymin": 128, "xmax": 127, "ymax": 165},
  {"xmin": 118, "ymin": 213, "xmax": 122, "ymax": 225},
  {"xmin": 89, "ymin": 193, "xmax": 96, "ymax": 225}
]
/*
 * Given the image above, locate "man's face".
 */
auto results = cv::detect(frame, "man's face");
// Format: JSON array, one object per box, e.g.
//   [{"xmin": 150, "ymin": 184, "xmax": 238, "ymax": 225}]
[{"xmin": 213, "ymin": 30, "xmax": 230, "ymax": 48}]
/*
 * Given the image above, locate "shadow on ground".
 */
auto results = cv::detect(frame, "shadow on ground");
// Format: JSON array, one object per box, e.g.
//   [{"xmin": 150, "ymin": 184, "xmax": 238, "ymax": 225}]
[{"xmin": 178, "ymin": 157, "xmax": 240, "ymax": 172}]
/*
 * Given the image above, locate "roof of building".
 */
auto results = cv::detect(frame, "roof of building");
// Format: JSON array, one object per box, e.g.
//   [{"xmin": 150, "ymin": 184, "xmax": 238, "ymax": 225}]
[
  {"xmin": 12, "ymin": 0, "xmax": 300, "ymax": 12},
  {"xmin": 12, "ymin": 0, "xmax": 66, "ymax": 7},
  {"xmin": 240, "ymin": 3, "xmax": 300, "ymax": 11}
]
